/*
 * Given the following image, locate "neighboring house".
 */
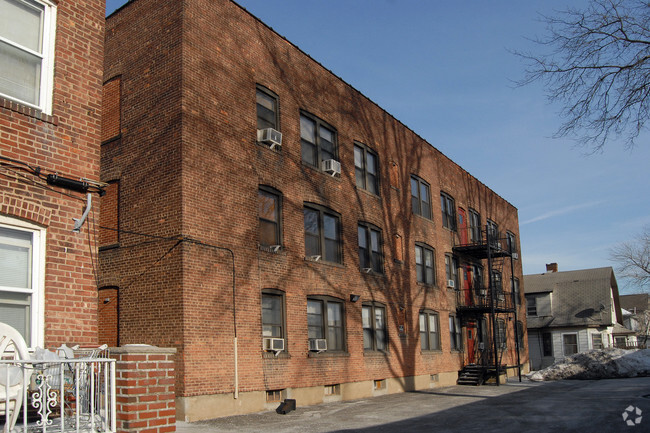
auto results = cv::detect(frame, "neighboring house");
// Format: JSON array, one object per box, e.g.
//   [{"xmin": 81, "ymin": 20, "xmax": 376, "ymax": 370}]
[
  {"xmin": 524, "ymin": 264, "xmax": 625, "ymax": 370},
  {"xmin": 0, "ymin": 0, "xmax": 104, "ymax": 349},
  {"xmin": 620, "ymin": 293, "xmax": 650, "ymax": 348},
  {"xmin": 100, "ymin": 0, "xmax": 528, "ymax": 421}
]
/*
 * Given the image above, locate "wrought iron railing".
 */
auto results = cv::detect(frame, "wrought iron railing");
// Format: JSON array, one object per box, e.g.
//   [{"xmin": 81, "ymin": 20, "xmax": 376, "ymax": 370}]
[
  {"xmin": 1, "ymin": 358, "xmax": 116, "ymax": 432},
  {"xmin": 456, "ymin": 288, "xmax": 514, "ymax": 311}
]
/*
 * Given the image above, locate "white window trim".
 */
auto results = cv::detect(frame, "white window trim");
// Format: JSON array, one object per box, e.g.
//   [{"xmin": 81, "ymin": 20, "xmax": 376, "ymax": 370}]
[
  {"xmin": 0, "ymin": 0, "xmax": 57, "ymax": 114},
  {"xmin": 0, "ymin": 215, "xmax": 46, "ymax": 348}
]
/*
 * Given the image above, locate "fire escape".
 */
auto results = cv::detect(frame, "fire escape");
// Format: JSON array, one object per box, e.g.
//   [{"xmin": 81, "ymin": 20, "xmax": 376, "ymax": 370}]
[{"xmin": 453, "ymin": 223, "xmax": 522, "ymax": 385}]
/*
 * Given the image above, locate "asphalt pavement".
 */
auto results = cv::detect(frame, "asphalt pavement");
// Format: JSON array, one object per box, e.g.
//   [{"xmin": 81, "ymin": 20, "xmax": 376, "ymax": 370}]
[{"xmin": 176, "ymin": 377, "xmax": 650, "ymax": 432}]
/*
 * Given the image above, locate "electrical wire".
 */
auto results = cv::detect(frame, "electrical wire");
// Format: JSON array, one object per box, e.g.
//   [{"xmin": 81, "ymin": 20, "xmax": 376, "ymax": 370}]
[
  {"xmin": 0, "ymin": 156, "xmax": 104, "ymax": 196},
  {"xmin": 1, "ymin": 164, "xmax": 86, "ymax": 201}
]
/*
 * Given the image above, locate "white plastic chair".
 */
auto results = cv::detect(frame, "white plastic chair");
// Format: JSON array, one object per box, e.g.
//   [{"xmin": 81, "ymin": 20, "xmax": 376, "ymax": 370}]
[{"xmin": 0, "ymin": 323, "xmax": 31, "ymax": 433}]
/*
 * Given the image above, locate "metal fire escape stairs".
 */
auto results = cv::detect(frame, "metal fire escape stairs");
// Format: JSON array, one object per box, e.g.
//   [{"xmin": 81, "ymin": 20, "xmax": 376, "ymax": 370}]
[{"xmin": 453, "ymin": 224, "xmax": 522, "ymax": 386}]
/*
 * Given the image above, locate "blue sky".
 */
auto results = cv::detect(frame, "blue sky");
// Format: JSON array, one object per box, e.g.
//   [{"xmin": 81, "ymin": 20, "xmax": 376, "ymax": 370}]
[{"xmin": 106, "ymin": 0, "xmax": 650, "ymax": 293}]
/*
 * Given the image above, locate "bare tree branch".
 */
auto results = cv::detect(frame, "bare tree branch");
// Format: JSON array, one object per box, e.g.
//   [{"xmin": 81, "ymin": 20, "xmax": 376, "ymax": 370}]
[
  {"xmin": 610, "ymin": 225, "xmax": 650, "ymax": 289},
  {"xmin": 514, "ymin": 0, "xmax": 650, "ymax": 152}
]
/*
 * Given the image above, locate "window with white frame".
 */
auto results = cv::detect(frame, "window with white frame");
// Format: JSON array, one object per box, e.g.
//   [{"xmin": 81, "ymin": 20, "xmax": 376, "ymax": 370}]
[
  {"xmin": 419, "ymin": 310, "xmax": 440, "ymax": 351},
  {"xmin": 307, "ymin": 296, "xmax": 345, "ymax": 351},
  {"xmin": 563, "ymin": 333, "xmax": 578, "ymax": 356},
  {"xmin": 0, "ymin": 0, "xmax": 56, "ymax": 113},
  {"xmin": 362, "ymin": 303, "xmax": 387, "ymax": 351},
  {"xmin": 449, "ymin": 314, "xmax": 462, "ymax": 351},
  {"xmin": 0, "ymin": 217, "xmax": 45, "ymax": 347}
]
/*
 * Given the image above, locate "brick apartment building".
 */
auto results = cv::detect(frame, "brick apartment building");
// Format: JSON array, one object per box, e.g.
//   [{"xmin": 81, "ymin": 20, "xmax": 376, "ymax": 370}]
[
  {"xmin": 1, "ymin": 0, "xmax": 105, "ymax": 349},
  {"xmin": 100, "ymin": 0, "xmax": 528, "ymax": 420}
]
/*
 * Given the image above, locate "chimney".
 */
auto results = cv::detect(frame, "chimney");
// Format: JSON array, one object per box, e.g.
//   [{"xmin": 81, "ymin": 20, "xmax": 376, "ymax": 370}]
[{"xmin": 546, "ymin": 263, "xmax": 558, "ymax": 273}]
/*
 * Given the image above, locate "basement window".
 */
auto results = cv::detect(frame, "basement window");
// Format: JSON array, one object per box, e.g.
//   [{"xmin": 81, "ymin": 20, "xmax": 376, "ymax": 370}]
[{"xmin": 266, "ymin": 389, "xmax": 285, "ymax": 403}]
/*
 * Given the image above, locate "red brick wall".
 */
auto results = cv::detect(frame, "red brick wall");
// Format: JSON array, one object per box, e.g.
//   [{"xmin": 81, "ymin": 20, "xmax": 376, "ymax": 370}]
[
  {"xmin": 0, "ymin": 0, "xmax": 105, "ymax": 348},
  {"xmin": 98, "ymin": 287, "xmax": 119, "ymax": 347},
  {"xmin": 113, "ymin": 345, "xmax": 177, "ymax": 433},
  {"xmin": 101, "ymin": 0, "xmax": 528, "ymax": 403},
  {"xmin": 102, "ymin": 76, "xmax": 121, "ymax": 143},
  {"xmin": 99, "ymin": 180, "xmax": 119, "ymax": 246}
]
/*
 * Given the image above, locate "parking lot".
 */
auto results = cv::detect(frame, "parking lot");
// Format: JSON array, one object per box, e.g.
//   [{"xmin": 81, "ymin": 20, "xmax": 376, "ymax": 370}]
[{"xmin": 176, "ymin": 377, "xmax": 650, "ymax": 432}]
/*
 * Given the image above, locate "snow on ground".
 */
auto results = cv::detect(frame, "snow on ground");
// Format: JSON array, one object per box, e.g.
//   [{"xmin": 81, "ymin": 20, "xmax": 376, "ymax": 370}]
[{"xmin": 529, "ymin": 348, "xmax": 650, "ymax": 381}]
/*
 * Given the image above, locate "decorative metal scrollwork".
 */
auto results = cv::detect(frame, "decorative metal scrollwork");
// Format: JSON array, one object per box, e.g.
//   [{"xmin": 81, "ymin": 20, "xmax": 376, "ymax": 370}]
[{"xmin": 31, "ymin": 372, "xmax": 58, "ymax": 428}]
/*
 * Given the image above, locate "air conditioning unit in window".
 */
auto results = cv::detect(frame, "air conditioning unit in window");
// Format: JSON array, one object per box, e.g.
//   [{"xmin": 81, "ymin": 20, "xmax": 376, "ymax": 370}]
[
  {"xmin": 321, "ymin": 159, "xmax": 341, "ymax": 176},
  {"xmin": 512, "ymin": 253, "xmax": 519, "ymax": 260},
  {"xmin": 309, "ymin": 338, "xmax": 327, "ymax": 352},
  {"xmin": 447, "ymin": 279, "xmax": 455, "ymax": 289},
  {"xmin": 263, "ymin": 338, "xmax": 285, "ymax": 354},
  {"xmin": 478, "ymin": 342, "xmax": 485, "ymax": 350},
  {"xmin": 257, "ymin": 128, "xmax": 282, "ymax": 149},
  {"xmin": 479, "ymin": 289, "xmax": 487, "ymax": 296}
]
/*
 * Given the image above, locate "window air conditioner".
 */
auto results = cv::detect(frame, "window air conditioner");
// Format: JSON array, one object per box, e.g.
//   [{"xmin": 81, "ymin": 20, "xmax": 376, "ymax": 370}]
[
  {"xmin": 263, "ymin": 338, "xmax": 285, "ymax": 353},
  {"xmin": 257, "ymin": 128, "xmax": 282, "ymax": 149},
  {"xmin": 478, "ymin": 342, "xmax": 485, "ymax": 350},
  {"xmin": 309, "ymin": 338, "xmax": 327, "ymax": 352},
  {"xmin": 479, "ymin": 289, "xmax": 487, "ymax": 296},
  {"xmin": 447, "ymin": 279, "xmax": 455, "ymax": 289},
  {"xmin": 512, "ymin": 253, "xmax": 519, "ymax": 260},
  {"xmin": 321, "ymin": 159, "xmax": 341, "ymax": 176}
]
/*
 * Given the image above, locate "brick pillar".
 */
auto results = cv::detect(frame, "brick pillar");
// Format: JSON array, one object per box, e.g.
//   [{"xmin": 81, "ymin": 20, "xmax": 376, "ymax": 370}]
[{"xmin": 112, "ymin": 345, "xmax": 177, "ymax": 433}]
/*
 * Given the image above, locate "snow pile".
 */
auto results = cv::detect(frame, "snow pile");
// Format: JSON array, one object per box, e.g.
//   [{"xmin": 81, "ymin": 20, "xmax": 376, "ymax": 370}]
[{"xmin": 529, "ymin": 348, "xmax": 650, "ymax": 381}]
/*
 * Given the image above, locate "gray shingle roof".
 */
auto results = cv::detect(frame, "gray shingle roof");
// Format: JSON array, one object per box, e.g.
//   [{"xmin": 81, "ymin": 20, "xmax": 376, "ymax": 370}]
[
  {"xmin": 524, "ymin": 267, "xmax": 620, "ymax": 329},
  {"xmin": 619, "ymin": 294, "xmax": 649, "ymax": 313}
]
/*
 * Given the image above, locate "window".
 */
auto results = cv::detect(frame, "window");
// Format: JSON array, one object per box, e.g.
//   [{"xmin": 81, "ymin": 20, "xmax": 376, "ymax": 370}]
[
  {"xmin": 0, "ymin": 217, "xmax": 45, "ymax": 347},
  {"xmin": 512, "ymin": 277, "xmax": 520, "ymax": 306},
  {"xmin": 358, "ymin": 223, "xmax": 383, "ymax": 273},
  {"xmin": 486, "ymin": 219, "xmax": 498, "ymax": 244},
  {"xmin": 526, "ymin": 295, "xmax": 537, "ymax": 316},
  {"xmin": 99, "ymin": 180, "xmax": 119, "ymax": 247},
  {"xmin": 440, "ymin": 192, "xmax": 456, "ymax": 230},
  {"xmin": 410, "ymin": 175, "xmax": 431, "ymax": 219},
  {"xmin": 259, "ymin": 186, "xmax": 282, "ymax": 247},
  {"xmin": 256, "ymin": 86, "xmax": 278, "ymax": 131},
  {"xmin": 261, "ymin": 290, "xmax": 285, "ymax": 339},
  {"xmin": 304, "ymin": 204, "xmax": 341, "ymax": 263},
  {"xmin": 449, "ymin": 314, "xmax": 462, "ymax": 351},
  {"xmin": 300, "ymin": 112, "xmax": 337, "ymax": 169},
  {"xmin": 472, "ymin": 264, "xmax": 484, "ymax": 294},
  {"xmin": 468, "ymin": 208, "xmax": 481, "ymax": 242},
  {"xmin": 415, "ymin": 243, "xmax": 435, "ymax": 285},
  {"xmin": 419, "ymin": 310, "xmax": 440, "ymax": 351},
  {"xmin": 496, "ymin": 319, "xmax": 506, "ymax": 349},
  {"xmin": 445, "ymin": 254, "xmax": 459, "ymax": 289},
  {"xmin": 0, "ymin": 0, "xmax": 56, "ymax": 113},
  {"xmin": 506, "ymin": 231, "xmax": 517, "ymax": 256},
  {"xmin": 354, "ymin": 143, "xmax": 379, "ymax": 195},
  {"xmin": 491, "ymin": 270, "xmax": 503, "ymax": 299},
  {"xmin": 362, "ymin": 303, "xmax": 387, "ymax": 351},
  {"xmin": 542, "ymin": 332, "xmax": 553, "ymax": 356},
  {"xmin": 562, "ymin": 333, "xmax": 578, "ymax": 356},
  {"xmin": 592, "ymin": 333, "xmax": 603, "ymax": 350},
  {"xmin": 307, "ymin": 297, "xmax": 345, "ymax": 351},
  {"xmin": 516, "ymin": 321, "xmax": 524, "ymax": 350}
]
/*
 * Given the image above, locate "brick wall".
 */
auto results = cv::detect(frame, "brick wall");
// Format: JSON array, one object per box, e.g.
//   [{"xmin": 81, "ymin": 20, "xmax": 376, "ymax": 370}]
[
  {"xmin": 0, "ymin": 0, "xmax": 105, "ymax": 348},
  {"xmin": 101, "ymin": 0, "xmax": 528, "ymax": 415},
  {"xmin": 98, "ymin": 287, "xmax": 119, "ymax": 347},
  {"xmin": 113, "ymin": 345, "xmax": 177, "ymax": 433}
]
